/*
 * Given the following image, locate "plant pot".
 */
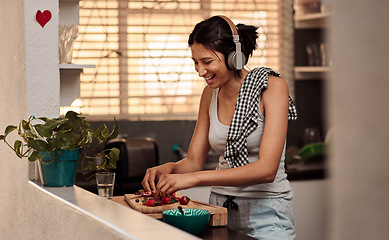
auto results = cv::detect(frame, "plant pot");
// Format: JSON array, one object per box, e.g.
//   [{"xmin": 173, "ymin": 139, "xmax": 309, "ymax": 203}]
[{"xmin": 38, "ymin": 149, "xmax": 80, "ymax": 187}]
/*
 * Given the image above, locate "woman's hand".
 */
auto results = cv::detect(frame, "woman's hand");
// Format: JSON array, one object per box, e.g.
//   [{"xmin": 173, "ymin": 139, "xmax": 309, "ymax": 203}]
[
  {"xmin": 141, "ymin": 162, "xmax": 175, "ymax": 194},
  {"xmin": 156, "ymin": 172, "xmax": 198, "ymax": 197}
]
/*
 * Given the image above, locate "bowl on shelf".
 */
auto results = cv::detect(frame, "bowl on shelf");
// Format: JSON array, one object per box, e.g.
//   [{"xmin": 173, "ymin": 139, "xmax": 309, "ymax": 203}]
[
  {"xmin": 162, "ymin": 208, "xmax": 210, "ymax": 236},
  {"xmin": 297, "ymin": 142, "xmax": 327, "ymax": 163}
]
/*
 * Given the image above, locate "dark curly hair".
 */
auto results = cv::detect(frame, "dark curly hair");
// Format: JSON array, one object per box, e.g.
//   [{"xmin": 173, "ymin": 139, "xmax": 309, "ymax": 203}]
[{"xmin": 188, "ymin": 16, "xmax": 259, "ymax": 78}]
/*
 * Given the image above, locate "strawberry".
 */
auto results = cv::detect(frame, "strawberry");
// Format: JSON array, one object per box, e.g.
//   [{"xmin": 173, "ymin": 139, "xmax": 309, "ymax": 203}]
[
  {"xmin": 161, "ymin": 197, "xmax": 172, "ymax": 204},
  {"xmin": 179, "ymin": 196, "xmax": 190, "ymax": 205},
  {"xmin": 144, "ymin": 198, "xmax": 156, "ymax": 207}
]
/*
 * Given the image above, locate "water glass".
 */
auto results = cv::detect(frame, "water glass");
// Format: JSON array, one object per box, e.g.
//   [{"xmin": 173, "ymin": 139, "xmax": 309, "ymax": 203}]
[{"xmin": 96, "ymin": 172, "xmax": 115, "ymax": 199}]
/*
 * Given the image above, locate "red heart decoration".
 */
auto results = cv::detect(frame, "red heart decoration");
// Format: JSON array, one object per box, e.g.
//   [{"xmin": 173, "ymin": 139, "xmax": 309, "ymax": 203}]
[{"xmin": 36, "ymin": 10, "xmax": 52, "ymax": 28}]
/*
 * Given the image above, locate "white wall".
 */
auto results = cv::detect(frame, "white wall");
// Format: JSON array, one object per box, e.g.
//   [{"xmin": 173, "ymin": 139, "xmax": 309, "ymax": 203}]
[
  {"xmin": 291, "ymin": 180, "xmax": 328, "ymax": 240},
  {"xmin": 328, "ymin": 1, "xmax": 389, "ymax": 239},
  {"xmin": 0, "ymin": 1, "xmax": 131, "ymax": 239},
  {"xmin": 24, "ymin": 0, "xmax": 60, "ymax": 118},
  {"xmin": 0, "ymin": 3, "xmax": 29, "ymax": 238}
]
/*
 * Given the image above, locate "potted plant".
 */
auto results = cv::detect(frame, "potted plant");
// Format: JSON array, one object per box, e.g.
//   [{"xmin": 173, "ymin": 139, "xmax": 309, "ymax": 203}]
[{"xmin": 0, "ymin": 110, "xmax": 120, "ymax": 187}]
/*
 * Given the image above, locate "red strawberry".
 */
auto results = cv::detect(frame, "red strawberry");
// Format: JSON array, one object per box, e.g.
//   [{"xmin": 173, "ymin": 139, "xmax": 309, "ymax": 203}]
[
  {"xmin": 161, "ymin": 197, "xmax": 171, "ymax": 204},
  {"xmin": 174, "ymin": 197, "xmax": 180, "ymax": 202},
  {"xmin": 145, "ymin": 198, "xmax": 156, "ymax": 207},
  {"xmin": 179, "ymin": 196, "xmax": 190, "ymax": 205}
]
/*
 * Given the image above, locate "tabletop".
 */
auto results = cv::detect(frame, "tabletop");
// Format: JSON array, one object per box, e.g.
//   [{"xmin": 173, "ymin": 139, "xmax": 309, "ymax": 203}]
[{"xmin": 111, "ymin": 196, "xmax": 256, "ymax": 240}]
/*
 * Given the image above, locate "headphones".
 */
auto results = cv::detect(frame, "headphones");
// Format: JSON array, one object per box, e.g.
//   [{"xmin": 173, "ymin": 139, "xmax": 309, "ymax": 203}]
[{"xmin": 217, "ymin": 15, "xmax": 246, "ymax": 70}]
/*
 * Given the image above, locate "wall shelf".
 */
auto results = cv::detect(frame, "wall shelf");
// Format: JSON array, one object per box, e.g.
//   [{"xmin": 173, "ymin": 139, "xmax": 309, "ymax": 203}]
[
  {"xmin": 294, "ymin": 66, "xmax": 331, "ymax": 80},
  {"xmin": 294, "ymin": 12, "xmax": 331, "ymax": 29},
  {"xmin": 59, "ymin": 0, "xmax": 94, "ymax": 107},
  {"xmin": 59, "ymin": 64, "xmax": 95, "ymax": 69},
  {"xmin": 59, "ymin": 65, "xmax": 95, "ymax": 106}
]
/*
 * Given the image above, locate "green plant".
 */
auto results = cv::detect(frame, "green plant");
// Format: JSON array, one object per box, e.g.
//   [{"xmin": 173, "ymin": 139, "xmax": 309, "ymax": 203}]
[{"xmin": 0, "ymin": 111, "xmax": 120, "ymax": 172}]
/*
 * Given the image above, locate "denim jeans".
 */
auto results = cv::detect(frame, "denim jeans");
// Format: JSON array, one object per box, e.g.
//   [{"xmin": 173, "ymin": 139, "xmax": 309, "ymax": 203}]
[{"xmin": 209, "ymin": 192, "xmax": 296, "ymax": 240}]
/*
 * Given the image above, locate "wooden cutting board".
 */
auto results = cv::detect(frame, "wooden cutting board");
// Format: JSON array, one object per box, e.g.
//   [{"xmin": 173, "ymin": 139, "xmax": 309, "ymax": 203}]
[
  {"xmin": 124, "ymin": 193, "xmax": 197, "ymax": 214},
  {"xmin": 121, "ymin": 193, "xmax": 228, "ymax": 226}
]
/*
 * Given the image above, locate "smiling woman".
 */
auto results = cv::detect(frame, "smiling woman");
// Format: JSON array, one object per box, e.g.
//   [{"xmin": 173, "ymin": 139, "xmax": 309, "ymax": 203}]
[
  {"xmin": 67, "ymin": 0, "xmax": 294, "ymax": 120},
  {"xmin": 140, "ymin": 15, "xmax": 297, "ymax": 240}
]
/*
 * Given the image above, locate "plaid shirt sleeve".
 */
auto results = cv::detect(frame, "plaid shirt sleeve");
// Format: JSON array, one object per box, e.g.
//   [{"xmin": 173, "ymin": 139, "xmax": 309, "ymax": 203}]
[{"xmin": 224, "ymin": 67, "xmax": 297, "ymax": 168}]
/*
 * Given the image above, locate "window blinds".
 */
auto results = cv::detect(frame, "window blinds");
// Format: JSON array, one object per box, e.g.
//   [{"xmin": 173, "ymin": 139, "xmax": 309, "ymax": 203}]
[{"xmin": 69, "ymin": 0, "xmax": 293, "ymax": 120}]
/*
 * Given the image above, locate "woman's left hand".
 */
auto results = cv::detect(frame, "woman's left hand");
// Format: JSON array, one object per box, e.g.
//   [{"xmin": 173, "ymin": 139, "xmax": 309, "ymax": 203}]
[{"xmin": 155, "ymin": 173, "xmax": 197, "ymax": 197}]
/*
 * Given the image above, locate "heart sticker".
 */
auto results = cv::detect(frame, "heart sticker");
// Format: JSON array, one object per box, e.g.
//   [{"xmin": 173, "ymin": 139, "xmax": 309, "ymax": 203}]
[{"xmin": 36, "ymin": 10, "xmax": 52, "ymax": 28}]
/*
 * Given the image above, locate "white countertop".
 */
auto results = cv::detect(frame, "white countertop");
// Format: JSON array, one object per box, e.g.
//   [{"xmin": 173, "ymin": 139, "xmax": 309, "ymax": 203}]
[{"xmin": 29, "ymin": 181, "xmax": 200, "ymax": 240}]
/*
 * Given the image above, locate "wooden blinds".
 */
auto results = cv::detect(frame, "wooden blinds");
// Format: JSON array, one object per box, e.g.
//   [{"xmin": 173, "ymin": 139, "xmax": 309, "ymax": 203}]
[{"xmin": 69, "ymin": 0, "xmax": 293, "ymax": 120}]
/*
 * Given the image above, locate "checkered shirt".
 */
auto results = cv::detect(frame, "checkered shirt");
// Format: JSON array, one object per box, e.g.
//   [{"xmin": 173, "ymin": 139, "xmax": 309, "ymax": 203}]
[{"xmin": 224, "ymin": 67, "xmax": 298, "ymax": 168}]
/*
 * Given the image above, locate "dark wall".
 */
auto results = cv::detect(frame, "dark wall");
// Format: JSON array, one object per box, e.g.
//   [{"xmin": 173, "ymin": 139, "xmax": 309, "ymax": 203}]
[
  {"xmin": 90, "ymin": 120, "xmax": 196, "ymax": 164},
  {"xmin": 287, "ymin": 79, "xmax": 326, "ymax": 149}
]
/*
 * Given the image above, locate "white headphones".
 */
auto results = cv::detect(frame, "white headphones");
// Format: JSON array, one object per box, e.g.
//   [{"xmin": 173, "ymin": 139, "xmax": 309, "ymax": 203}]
[{"xmin": 217, "ymin": 15, "xmax": 246, "ymax": 70}]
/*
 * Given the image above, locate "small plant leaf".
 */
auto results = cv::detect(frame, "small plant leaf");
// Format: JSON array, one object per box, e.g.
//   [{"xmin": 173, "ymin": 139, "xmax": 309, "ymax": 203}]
[
  {"xmin": 37, "ymin": 117, "xmax": 48, "ymax": 122},
  {"xmin": 57, "ymin": 132, "xmax": 78, "ymax": 150},
  {"xmin": 65, "ymin": 110, "xmax": 78, "ymax": 119},
  {"xmin": 14, "ymin": 140, "xmax": 23, "ymax": 158},
  {"xmin": 46, "ymin": 118, "xmax": 67, "ymax": 129},
  {"xmin": 34, "ymin": 124, "xmax": 53, "ymax": 138},
  {"xmin": 47, "ymin": 139, "xmax": 58, "ymax": 152},
  {"xmin": 108, "ymin": 161, "xmax": 116, "ymax": 169},
  {"xmin": 95, "ymin": 125, "xmax": 109, "ymax": 142},
  {"xmin": 28, "ymin": 151, "xmax": 39, "ymax": 162},
  {"xmin": 20, "ymin": 130, "xmax": 38, "ymax": 141},
  {"xmin": 82, "ymin": 161, "xmax": 97, "ymax": 171},
  {"xmin": 4, "ymin": 125, "xmax": 17, "ymax": 136},
  {"xmin": 109, "ymin": 147, "xmax": 120, "ymax": 161},
  {"xmin": 21, "ymin": 120, "xmax": 30, "ymax": 130},
  {"xmin": 80, "ymin": 129, "xmax": 93, "ymax": 145},
  {"xmin": 108, "ymin": 118, "xmax": 119, "ymax": 139},
  {"xmin": 28, "ymin": 139, "xmax": 48, "ymax": 152},
  {"xmin": 106, "ymin": 148, "xmax": 120, "ymax": 169}
]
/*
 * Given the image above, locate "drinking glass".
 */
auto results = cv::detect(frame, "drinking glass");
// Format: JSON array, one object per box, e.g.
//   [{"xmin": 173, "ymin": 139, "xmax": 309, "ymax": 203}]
[
  {"xmin": 306, "ymin": 42, "xmax": 322, "ymax": 66},
  {"xmin": 96, "ymin": 172, "xmax": 116, "ymax": 199}
]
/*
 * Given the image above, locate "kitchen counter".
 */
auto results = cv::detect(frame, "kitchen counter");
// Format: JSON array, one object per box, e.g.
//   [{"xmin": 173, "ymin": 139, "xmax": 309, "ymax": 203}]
[
  {"xmin": 30, "ymin": 181, "xmax": 199, "ymax": 239},
  {"xmin": 286, "ymin": 162, "xmax": 327, "ymax": 181},
  {"xmin": 111, "ymin": 196, "xmax": 256, "ymax": 240}
]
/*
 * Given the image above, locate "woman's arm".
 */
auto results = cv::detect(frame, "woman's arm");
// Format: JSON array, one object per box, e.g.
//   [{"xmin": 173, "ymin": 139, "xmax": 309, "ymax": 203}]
[
  {"xmin": 142, "ymin": 86, "xmax": 213, "ymax": 194},
  {"xmin": 156, "ymin": 76, "xmax": 289, "ymax": 195}
]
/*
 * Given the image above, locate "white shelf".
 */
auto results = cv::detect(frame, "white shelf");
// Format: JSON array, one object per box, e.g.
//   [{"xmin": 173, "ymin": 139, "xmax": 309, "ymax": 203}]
[
  {"xmin": 294, "ymin": 66, "xmax": 332, "ymax": 80},
  {"xmin": 59, "ymin": 64, "xmax": 95, "ymax": 106},
  {"xmin": 59, "ymin": 0, "xmax": 86, "ymax": 107},
  {"xmin": 294, "ymin": 12, "xmax": 331, "ymax": 29},
  {"xmin": 60, "ymin": 0, "xmax": 81, "ymax": 2},
  {"xmin": 59, "ymin": 64, "xmax": 95, "ymax": 69}
]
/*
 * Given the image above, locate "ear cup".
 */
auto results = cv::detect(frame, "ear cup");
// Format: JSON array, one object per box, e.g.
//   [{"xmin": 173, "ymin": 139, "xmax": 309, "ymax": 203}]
[{"xmin": 227, "ymin": 50, "xmax": 246, "ymax": 70}]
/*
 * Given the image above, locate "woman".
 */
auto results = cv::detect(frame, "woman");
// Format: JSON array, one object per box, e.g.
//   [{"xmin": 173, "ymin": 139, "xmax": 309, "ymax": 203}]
[{"xmin": 142, "ymin": 15, "xmax": 297, "ymax": 239}]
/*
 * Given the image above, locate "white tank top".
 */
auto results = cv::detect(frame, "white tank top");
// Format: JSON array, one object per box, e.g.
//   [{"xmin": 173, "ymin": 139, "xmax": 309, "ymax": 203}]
[{"xmin": 209, "ymin": 88, "xmax": 293, "ymax": 199}]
